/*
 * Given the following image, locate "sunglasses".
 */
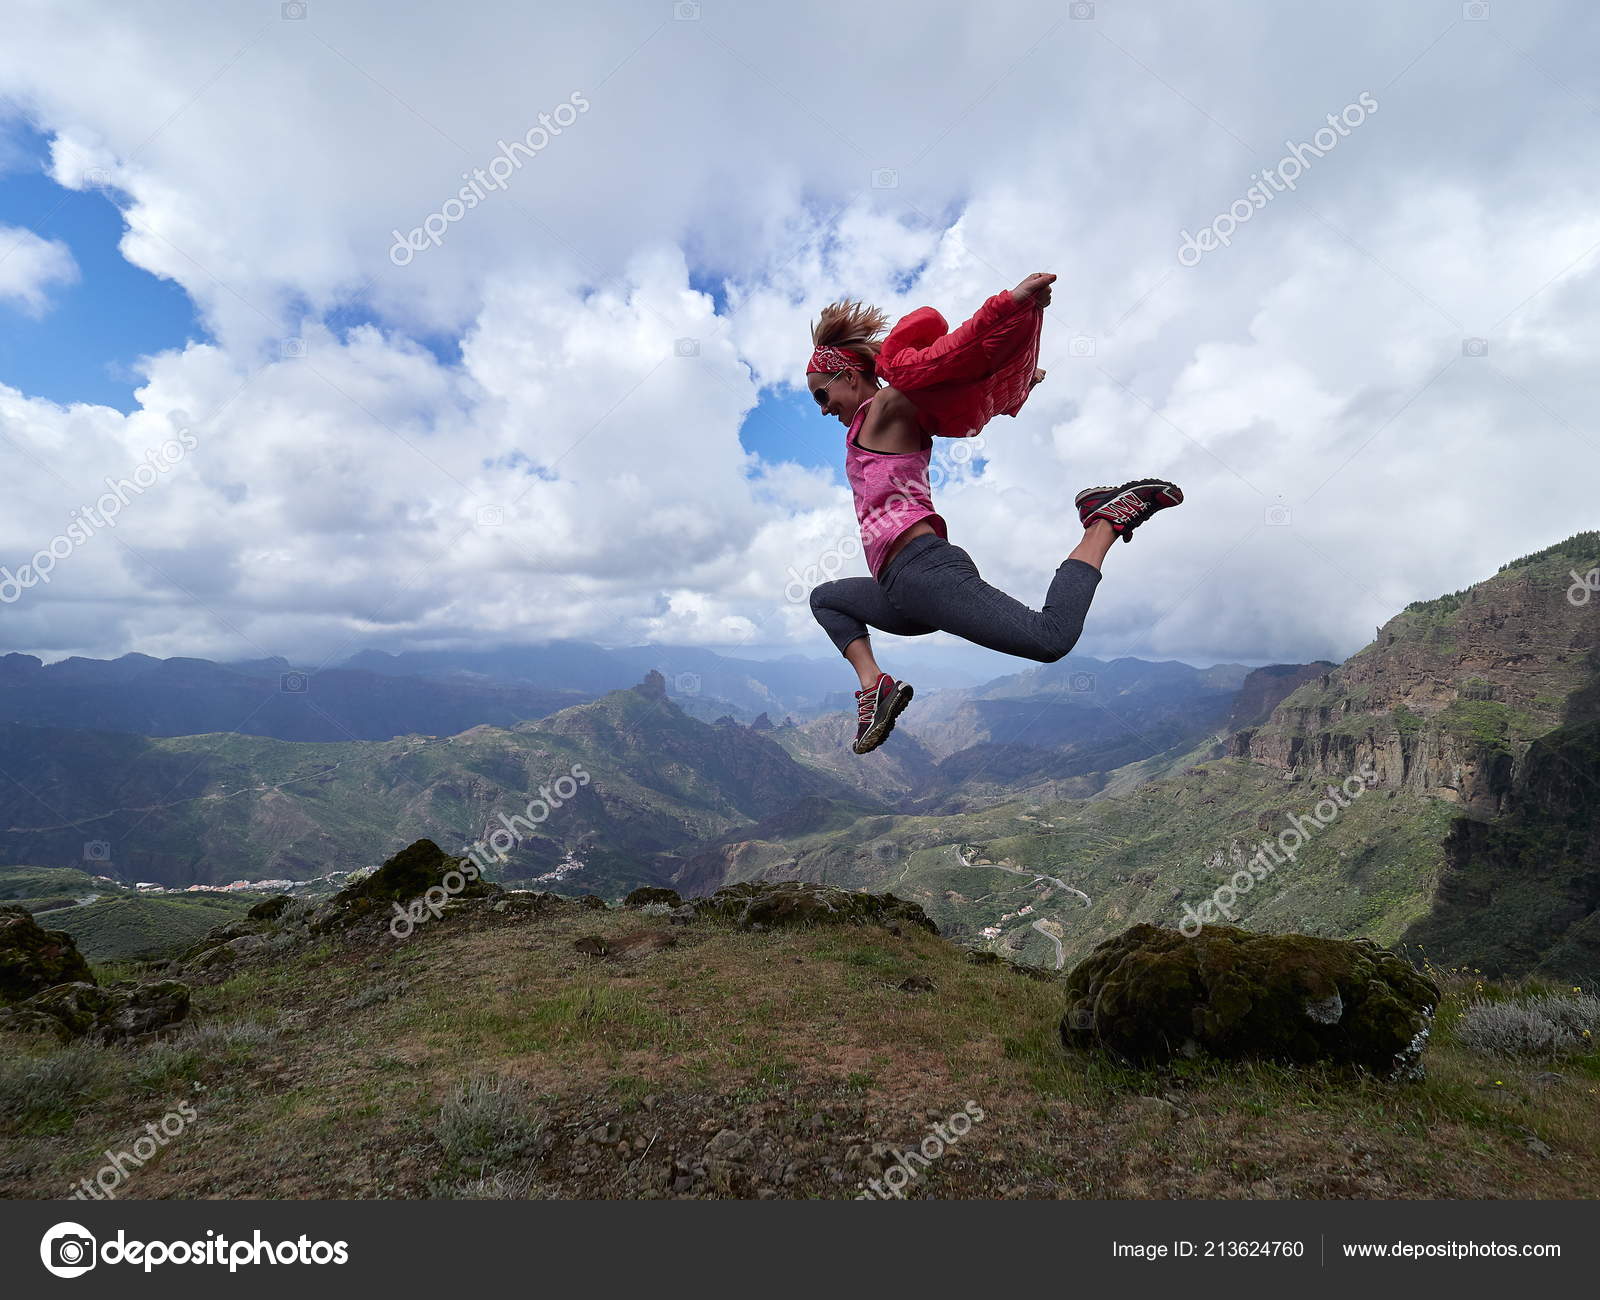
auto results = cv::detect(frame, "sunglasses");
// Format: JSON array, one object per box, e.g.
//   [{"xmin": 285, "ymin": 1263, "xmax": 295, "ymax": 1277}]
[{"xmin": 812, "ymin": 369, "xmax": 854, "ymax": 407}]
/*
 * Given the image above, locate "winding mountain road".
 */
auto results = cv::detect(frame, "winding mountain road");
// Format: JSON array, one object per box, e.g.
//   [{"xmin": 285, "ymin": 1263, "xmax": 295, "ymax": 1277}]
[
  {"xmin": 954, "ymin": 845, "xmax": 1089, "ymax": 971},
  {"xmin": 1031, "ymin": 920, "xmax": 1066, "ymax": 970},
  {"xmin": 955, "ymin": 846, "xmax": 1091, "ymax": 908}
]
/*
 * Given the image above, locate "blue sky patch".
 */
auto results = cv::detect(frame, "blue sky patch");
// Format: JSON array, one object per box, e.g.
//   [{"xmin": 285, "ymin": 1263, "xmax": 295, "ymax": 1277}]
[{"xmin": 0, "ymin": 124, "xmax": 202, "ymax": 412}]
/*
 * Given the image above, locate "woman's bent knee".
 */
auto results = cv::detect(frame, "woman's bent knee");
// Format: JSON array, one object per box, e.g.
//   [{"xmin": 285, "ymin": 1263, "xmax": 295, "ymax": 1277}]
[
  {"xmin": 1035, "ymin": 629, "xmax": 1084, "ymax": 664},
  {"xmin": 808, "ymin": 582, "xmax": 836, "ymax": 613}
]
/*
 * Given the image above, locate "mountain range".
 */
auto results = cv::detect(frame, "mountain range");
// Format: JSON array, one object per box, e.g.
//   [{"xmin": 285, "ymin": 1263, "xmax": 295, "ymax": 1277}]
[
  {"xmin": 655, "ymin": 533, "xmax": 1600, "ymax": 979},
  {"xmin": 3, "ymin": 532, "xmax": 1595, "ymax": 980}
]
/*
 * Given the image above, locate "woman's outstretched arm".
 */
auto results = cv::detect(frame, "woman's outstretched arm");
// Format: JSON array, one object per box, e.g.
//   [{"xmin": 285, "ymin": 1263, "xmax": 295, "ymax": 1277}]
[{"xmin": 878, "ymin": 273, "xmax": 1054, "ymax": 392}]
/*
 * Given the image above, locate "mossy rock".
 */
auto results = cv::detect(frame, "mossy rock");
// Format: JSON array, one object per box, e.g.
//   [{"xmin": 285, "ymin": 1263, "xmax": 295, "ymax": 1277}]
[
  {"xmin": 0, "ymin": 978, "xmax": 190, "ymax": 1043},
  {"xmin": 623, "ymin": 886, "xmax": 683, "ymax": 908},
  {"xmin": 186, "ymin": 933, "xmax": 273, "ymax": 972},
  {"xmin": 337, "ymin": 839, "xmax": 495, "ymax": 906},
  {"xmin": 0, "ymin": 903, "xmax": 95, "ymax": 1004},
  {"xmin": 179, "ymin": 918, "xmax": 266, "ymax": 961},
  {"xmin": 680, "ymin": 881, "xmax": 938, "ymax": 934},
  {"xmin": 1059, "ymin": 923, "xmax": 1439, "ymax": 1078},
  {"xmin": 247, "ymin": 895, "xmax": 293, "ymax": 922},
  {"xmin": 319, "ymin": 839, "xmax": 496, "ymax": 929}
]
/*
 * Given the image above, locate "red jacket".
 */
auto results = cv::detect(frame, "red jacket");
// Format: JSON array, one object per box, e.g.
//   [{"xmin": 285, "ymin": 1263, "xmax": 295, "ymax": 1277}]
[{"xmin": 875, "ymin": 289, "xmax": 1044, "ymax": 437}]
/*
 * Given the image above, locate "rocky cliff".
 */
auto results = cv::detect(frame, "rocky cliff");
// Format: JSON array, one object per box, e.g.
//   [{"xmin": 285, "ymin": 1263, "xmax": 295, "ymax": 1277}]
[
  {"xmin": 1401, "ymin": 654, "xmax": 1600, "ymax": 979},
  {"xmin": 1232, "ymin": 535, "xmax": 1600, "ymax": 816},
  {"xmin": 1226, "ymin": 662, "xmax": 1337, "ymax": 734}
]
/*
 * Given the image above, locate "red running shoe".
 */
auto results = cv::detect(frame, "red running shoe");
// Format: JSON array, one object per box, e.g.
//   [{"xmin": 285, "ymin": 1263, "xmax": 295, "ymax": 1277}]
[
  {"xmin": 852, "ymin": 673, "xmax": 914, "ymax": 755},
  {"xmin": 1075, "ymin": 478, "xmax": 1184, "ymax": 543}
]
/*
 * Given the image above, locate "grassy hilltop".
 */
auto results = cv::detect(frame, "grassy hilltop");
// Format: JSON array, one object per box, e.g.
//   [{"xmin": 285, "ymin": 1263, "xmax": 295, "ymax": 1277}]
[{"xmin": 1, "ymin": 891, "xmax": 1596, "ymax": 1200}]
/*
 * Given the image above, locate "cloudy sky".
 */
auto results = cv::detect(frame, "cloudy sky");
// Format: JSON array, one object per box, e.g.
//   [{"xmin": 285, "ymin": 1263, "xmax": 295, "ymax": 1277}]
[{"xmin": 0, "ymin": 0, "xmax": 1595, "ymax": 678}]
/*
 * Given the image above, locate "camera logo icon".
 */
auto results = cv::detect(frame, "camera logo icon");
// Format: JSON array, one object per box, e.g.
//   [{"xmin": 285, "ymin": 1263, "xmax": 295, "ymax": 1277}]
[
  {"xmin": 1068, "ymin": 334, "xmax": 1096, "ymax": 358},
  {"xmin": 41, "ymin": 1222, "xmax": 97, "ymax": 1277},
  {"xmin": 282, "ymin": 1, "xmax": 308, "ymax": 18},
  {"xmin": 476, "ymin": 504, "xmax": 505, "ymax": 526},
  {"xmin": 83, "ymin": 840, "xmax": 112, "ymax": 863},
  {"xmin": 1462, "ymin": 337, "xmax": 1489, "ymax": 357},
  {"xmin": 1265, "ymin": 503, "xmax": 1292, "ymax": 526},
  {"xmin": 1070, "ymin": 1, "xmax": 1095, "ymax": 18},
  {"xmin": 280, "ymin": 671, "xmax": 309, "ymax": 694},
  {"xmin": 674, "ymin": 337, "xmax": 699, "ymax": 358},
  {"xmin": 673, "ymin": 671, "xmax": 701, "ymax": 695},
  {"xmin": 1068, "ymin": 671, "xmax": 1096, "ymax": 693},
  {"xmin": 279, "ymin": 337, "xmax": 306, "ymax": 360},
  {"xmin": 674, "ymin": 1, "xmax": 700, "ymax": 19},
  {"xmin": 871, "ymin": 168, "xmax": 898, "ymax": 189}
]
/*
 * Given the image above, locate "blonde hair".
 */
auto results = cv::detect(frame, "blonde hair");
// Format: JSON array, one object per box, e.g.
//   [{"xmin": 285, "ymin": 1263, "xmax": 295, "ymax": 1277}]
[{"xmin": 810, "ymin": 299, "xmax": 890, "ymax": 374}]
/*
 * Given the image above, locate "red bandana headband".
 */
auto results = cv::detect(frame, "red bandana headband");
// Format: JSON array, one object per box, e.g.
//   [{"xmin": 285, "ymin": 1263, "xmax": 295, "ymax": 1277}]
[{"xmin": 806, "ymin": 345, "xmax": 870, "ymax": 376}]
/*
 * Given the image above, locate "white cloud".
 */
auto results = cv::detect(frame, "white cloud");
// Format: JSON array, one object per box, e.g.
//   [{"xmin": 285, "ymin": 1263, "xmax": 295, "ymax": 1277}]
[
  {"xmin": 0, "ymin": 0, "xmax": 1596, "ymax": 670},
  {"xmin": 0, "ymin": 224, "xmax": 77, "ymax": 314}
]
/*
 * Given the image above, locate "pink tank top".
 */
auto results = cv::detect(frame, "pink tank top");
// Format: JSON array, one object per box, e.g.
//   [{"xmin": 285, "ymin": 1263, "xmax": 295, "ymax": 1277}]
[{"xmin": 844, "ymin": 395, "xmax": 948, "ymax": 581}]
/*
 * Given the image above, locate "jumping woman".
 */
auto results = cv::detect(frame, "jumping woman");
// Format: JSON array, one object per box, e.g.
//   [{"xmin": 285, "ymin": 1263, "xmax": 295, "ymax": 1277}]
[{"xmin": 806, "ymin": 272, "xmax": 1184, "ymax": 755}]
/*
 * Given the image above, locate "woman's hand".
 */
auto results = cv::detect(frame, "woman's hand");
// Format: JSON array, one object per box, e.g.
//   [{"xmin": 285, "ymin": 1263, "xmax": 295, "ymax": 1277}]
[
  {"xmin": 1029, "ymin": 368, "xmax": 1047, "ymax": 390},
  {"xmin": 1011, "ymin": 272, "xmax": 1056, "ymax": 306}
]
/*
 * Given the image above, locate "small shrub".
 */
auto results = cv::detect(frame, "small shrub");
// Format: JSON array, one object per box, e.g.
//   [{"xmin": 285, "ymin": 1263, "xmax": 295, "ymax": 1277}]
[
  {"xmin": 440, "ymin": 1170, "xmax": 548, "ymax": 1199},
  {"xmin": 0, "ymin": 1043, "xmax": 111, "ymax": 1131},
  {"xmin": 437, "ymin": 1075, "xmax": 546, "ymax": 1168},
  {"xmin": 1457, "ymin": 994, "xmax": 1600, "ymax": 1058},
  {"xmin": 187, "ymin": 1020, "xmax": 280, "ymax": 1065},
  {"xmin": 123, "ymin": 1019, "xmax": 277, "ymax": 1093},
  {"xmin": 347, "ymin": 980, "xmax": 407, "ymax": 1010},
  {"xmin": 124, "ymin": 1041, "xmax": 202, "ymax": 1094},
  {"xmin": 188, "ymin": 1020, "xmax": 279, "ymax": 1050},
  {"xmin": 1530, "ymin": 993, "xmax": 1600, "ymax": 1040}
]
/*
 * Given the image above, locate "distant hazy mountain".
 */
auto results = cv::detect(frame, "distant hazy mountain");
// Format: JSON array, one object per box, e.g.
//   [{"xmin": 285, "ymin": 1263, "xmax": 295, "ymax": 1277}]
[
  {"xmin": 0, "ymin": 639, "xmax": 1264, "ymax": 760},
  {"xmin": 899, "ymin": 654, "xmax": 1250, "ymax": 759},
  {"xmin": 0, "ymin": 671, "xmax": 881, "ymax": 892},
  {"xmin": 340, "ymin": 639, "xmax": 992, "ymax": 719},
  {"xmin": 0, "ymin": 652, "xmax": 588, "ymax": 742},
  {"xmin": 844, "ymin": 654, "xmax": 1257, "ymax": 810}
]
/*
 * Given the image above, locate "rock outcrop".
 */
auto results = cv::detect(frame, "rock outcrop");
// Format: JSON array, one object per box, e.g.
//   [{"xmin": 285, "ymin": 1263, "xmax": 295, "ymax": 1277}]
[
  {"xmin": 1402, "ymin": 710, "xmax": 1600, "ymax": 980},
  {"xmin": 316, "ymin": 838, "xmax": 496, "ymax": 929},
  {"xmin": 247, "ymin": 894, "xmax": 293, "ymax": 922},
  {"xmin": 623, "ymin": 886, "xmax": 683, "ymax": 908},
  {"xmin": 633, "ymin": 669, "xmax": 669, "ymax": 702},
  {"xmin": 1060, "ymin": 923, "xmax": 1439, "ymax": 1078},
  {"xmin": 0, "ymin": 903, "xmax": 95, "ymax": 1003},
  {"xmin": 672, "ymin": 881, "xmax": 938, "ymax": 934},
  {"xmin": 1231, "ymin": 536, "xmax": 1600, "ymax": 816},
  {"xmin": 1226, "ymin": 662, "xmax": 1337, "ymax": 733},
  {"xmin": 0, "ymin": 978, "xmax": 190, "ymax": 1043}
]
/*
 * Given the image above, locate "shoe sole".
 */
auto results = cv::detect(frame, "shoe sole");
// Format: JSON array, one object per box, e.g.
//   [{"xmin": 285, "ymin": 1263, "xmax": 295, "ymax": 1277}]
[{"xmin": 852, "ymin": 682, "xmax": 914, "ymax": 755}]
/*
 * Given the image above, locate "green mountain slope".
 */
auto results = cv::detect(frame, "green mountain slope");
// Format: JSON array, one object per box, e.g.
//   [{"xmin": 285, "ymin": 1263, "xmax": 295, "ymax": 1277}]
[
  {"xmin": 46, "ymin": 893, "xmax": 268, "ymax": 961},
  {"xmin": 678, "ymin": 534, "xmax": 1600, "ymax": 973},
  {"xmin": 0, "ymin": 673, "xmax": 878, "ymax": 893}
]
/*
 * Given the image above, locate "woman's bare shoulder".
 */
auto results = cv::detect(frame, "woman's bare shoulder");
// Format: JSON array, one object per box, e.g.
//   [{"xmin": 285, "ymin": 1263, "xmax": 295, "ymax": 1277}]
[
  {"xmin": 859, "ymin": 385, "xmax": 932, "ymax": 450},
  {"xmin": 871, "ymin": 385, "xmax": 926, "ymax": 425}
]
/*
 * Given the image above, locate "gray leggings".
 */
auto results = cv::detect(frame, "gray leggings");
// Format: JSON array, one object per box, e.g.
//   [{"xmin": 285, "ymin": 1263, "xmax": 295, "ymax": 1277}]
[{"xmin": 809, "ymin": 533, "xmax": 1101, "ymax": 664}]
